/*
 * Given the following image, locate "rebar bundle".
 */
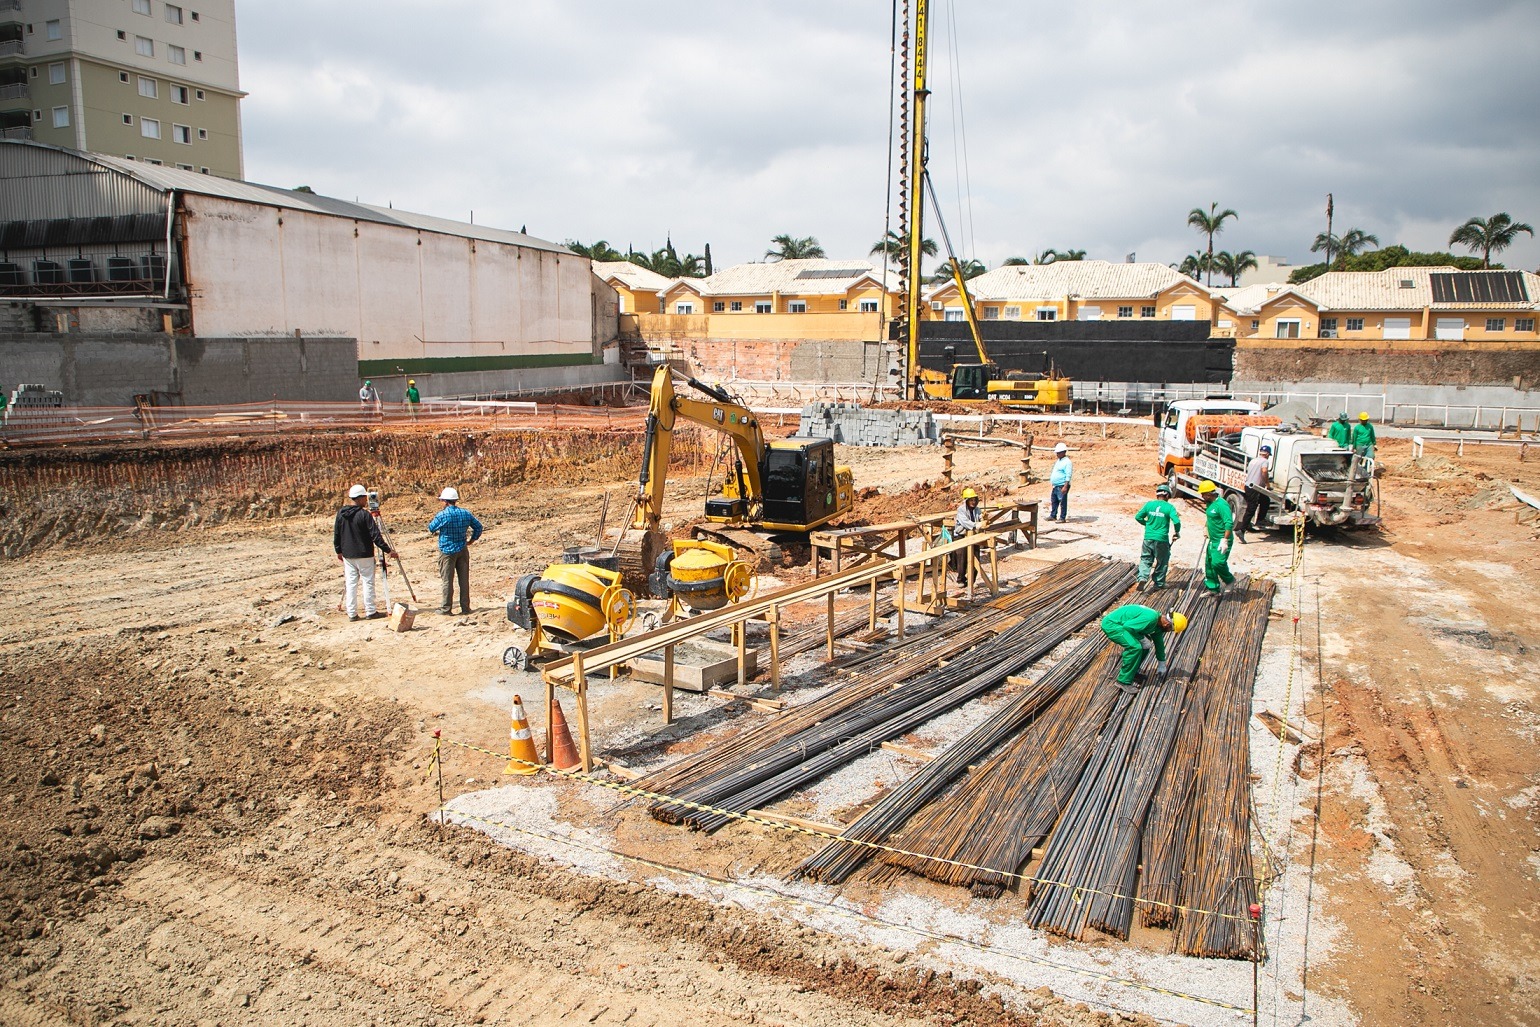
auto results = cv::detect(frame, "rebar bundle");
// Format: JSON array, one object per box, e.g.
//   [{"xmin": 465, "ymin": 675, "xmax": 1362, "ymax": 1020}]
[{"xmin": 640, "ymin": 558, "xmax": 1134, "ymax": 832}]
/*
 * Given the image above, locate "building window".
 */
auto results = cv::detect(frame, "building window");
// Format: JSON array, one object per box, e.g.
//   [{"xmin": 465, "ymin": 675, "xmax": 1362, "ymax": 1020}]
[
  {"xmin": 1486, "ymin": 318, "xmax": 1505, "ymax": 332},
  {"xmin": 754, "ymin": 301, "xmax": 771, "ymax": 313},
  {"xmin": 47, "ymin": 20, "xmax": 62, "ymax": 40},
  {"xmin": 712, "ymin": 301, "xmax": 725, "ymax": 313},
  {"xmin": 194, "ymin": 88, "xmax": 204, "ymax": 100},
  {"xmin": 1319, "ymin": 317, "xmax": 1338, "ymax": 338},
  {"xmin": 1141, "ymin": 305, "xmax": 1156, "ymax": 318},
  {"xmin": 141, "ymin": 117, "xmax": 160, "ymax": 138},
  {"xmin": 196, "ymin": 127, "xmax": 206, "ymax": 139},
  {"xmin": 48, "ymin": 63, "xmax": 65, "ymax": 84},
  {"xmin": 168, "ymin": 45, "xmax": 185, "ymax": 65},
  {"xmin": 176, "ymin": 163, "xmax": 192, "ymax": 170},
  {"xmin": 1251, "ymin": 319, "xmax": 1260, "ymax": 331},
  {"xmin": 835, "ymin": 298, "xmax": 846, "ymax": 310},
  {"xmin": 193, "ymin": 50, "xmax": 202, "ymax": 61},
  {"xmin": 172, "ymin": 123, "xmax": 190, "ymax": 143},
  {"xmin": 119, "ymin": 71, "xmax": 130, "ymax": 83},
  {"xmin": 1003, "ymin": 306, "xmax": 1020, "ymax": 319},
  {"xmin": 138, "ymin": 76, "xmax": 157, "ymax": 98},
  {"xmin": 145, "ymin": 158, "xmax": 162, "ymax": 165},
  {"xmin": 1036, "ymin": 308, "xmax": 1057, "ymax": 321},
  {"xmin": 170, "ymin": 83, "xmax": 188, "ymax": 103},
  {"xmin": 674, "ymin": 301, "xmax": 694, "ymax": 314},
  {"xmin": 1275, "ymin": 318, "xmax": 1301, "ymax": 339},
  {"xmin": 1117, "ymin": 305, "xmax": 1133, "ymax": 318},
  {"xmin": 1346, "ymin": 317, "xmax": 1365, "ymax": 332},
  {"xmin": 51, "ymin": 106, "xmax": 68, "ymax": 128},
  {"xmin": 1517, "ymin": 318, "xmax": 1536, "ymax": 332},
  {"xmin": 135, "ymin": 36, "xmax": 154, "ymax": 57},
  {"xmin": 729, "ymin": 301, "xmax": 742, "ymax": 312},
  {"xmin": 122, "ymin": 113, "xmax": 133, "ymax": 124},
  {"xmin": 789, "ymin": 300, "xmax": 807, "ymax": 313},
  {"xmin": 943, "ymin": 308, "xmax": 966, "ymax": 322},
  {"xmin": 117, "ymin": 30, "xmax": 127, "ymax": 40},
  {"xmin": 199, "ymin": 167, "xmax": 209, "ymax": 174},
  {"xmin": 165, "ymin": 5, "xmax": 184, "ymax": 24},
  {"xmin": 982, "ymin": 306, "xmax": 999, "ymax": 320},
  {"xmin": 860, "ymin": 299, "xmax": 879, "ymax": 313},
  {"xmin": 191, "ymin": 11, "xmax": 200, "ymax": 21},
  {"xmin": 133, "ymin": 0, "xmax": 151, "ymax": 14}
]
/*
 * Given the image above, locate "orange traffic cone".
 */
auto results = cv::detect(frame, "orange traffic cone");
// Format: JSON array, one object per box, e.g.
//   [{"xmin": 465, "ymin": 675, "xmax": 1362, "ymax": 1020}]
[
  {"xmin": 503, "ymin": 694, "xmax": 540, "ymax": 776},
  {"xmin": 548, "ymin": 698, "xmax": 581, "ymax": 771}
]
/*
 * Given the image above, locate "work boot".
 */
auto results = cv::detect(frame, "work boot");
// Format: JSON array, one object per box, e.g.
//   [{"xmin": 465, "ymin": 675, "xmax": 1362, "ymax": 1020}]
[{"xmin": 348, "ymin": 614, "xmax": 359, "ymax": 622}]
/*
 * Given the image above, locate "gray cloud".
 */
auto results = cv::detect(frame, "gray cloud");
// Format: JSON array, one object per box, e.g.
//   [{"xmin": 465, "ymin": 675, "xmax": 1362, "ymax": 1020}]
[{"xmin": 237, "ymin": 0, "xmax": 1540, "ymax": 271}]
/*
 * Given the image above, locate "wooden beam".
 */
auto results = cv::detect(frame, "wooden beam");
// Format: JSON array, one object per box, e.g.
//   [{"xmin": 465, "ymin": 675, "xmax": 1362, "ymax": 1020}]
[
  {"xmin": 880, "ymin": 741, "xmax": 935, "ymax": 762},
  {"xmin": 746, "ymin": 808, "xmax": 845, "ymax": 836}
]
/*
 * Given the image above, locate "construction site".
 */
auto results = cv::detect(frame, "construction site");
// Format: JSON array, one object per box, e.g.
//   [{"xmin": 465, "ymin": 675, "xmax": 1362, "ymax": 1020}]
[{"xmin": 1, "ymin": 383, "xmax": 1537, "ymax": 1027}]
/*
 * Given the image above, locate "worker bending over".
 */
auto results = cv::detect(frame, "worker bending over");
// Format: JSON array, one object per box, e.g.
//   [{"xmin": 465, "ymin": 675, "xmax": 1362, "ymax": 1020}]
[
  {"xmin": 1133, "ymin": 483, "xmax": 1181, "ymax": 590},
  {"xmin": 1199, "ymin": 479, "xmax": 1236, "ymax": 595},
  {"xmin": 952, "ymin": 487, "xmax": 983, "ymax": 583},
  {"xmin": 1101, "ymin": 604, "xmax": 1188, "ymax": 686}
]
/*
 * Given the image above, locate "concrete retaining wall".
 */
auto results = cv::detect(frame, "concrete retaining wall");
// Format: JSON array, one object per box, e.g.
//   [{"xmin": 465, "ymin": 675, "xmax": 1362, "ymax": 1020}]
[
  {"xmin": 1234, "ymin": 341, "xmax": 1540, "ymax": 390},
  {"xmin": 0, "ymin": 334, "xmax": 358, "ymax": 405},
  {"xmin": 366, "ymin": 362, "xmax": 630, "ymax": 401},
  {"xmin": 798, "ymin": 402, "xmax": 942, "ymax": 446}
]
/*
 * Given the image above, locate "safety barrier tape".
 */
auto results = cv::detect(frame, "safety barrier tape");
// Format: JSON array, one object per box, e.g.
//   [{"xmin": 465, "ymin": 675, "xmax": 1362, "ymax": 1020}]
[
  {"xmin": 437, "ymin": 735, "xmax": 1261, "ymax": 927},
  {"xmin": 440, "ymin": 803, "xmax": 1255, "ymax": 1015}
]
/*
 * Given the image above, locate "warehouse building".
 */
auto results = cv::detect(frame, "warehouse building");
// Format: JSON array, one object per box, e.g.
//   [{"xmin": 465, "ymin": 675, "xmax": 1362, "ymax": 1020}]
[{"xmin": 0, "ymin": 140, "xmax": 620, "ymax": 405}]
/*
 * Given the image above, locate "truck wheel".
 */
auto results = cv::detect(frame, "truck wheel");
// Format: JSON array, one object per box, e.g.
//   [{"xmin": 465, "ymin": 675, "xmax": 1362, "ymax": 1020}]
[{"xmin": 1226, "ymin": 493, "xmax": 1245, "ymax": 528}]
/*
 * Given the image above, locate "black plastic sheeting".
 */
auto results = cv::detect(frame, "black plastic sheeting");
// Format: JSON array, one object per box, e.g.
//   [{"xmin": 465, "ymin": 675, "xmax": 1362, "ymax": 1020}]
[{"xmin": 919, "ymin": 320, "xmax": 1234, "ymax": 385}]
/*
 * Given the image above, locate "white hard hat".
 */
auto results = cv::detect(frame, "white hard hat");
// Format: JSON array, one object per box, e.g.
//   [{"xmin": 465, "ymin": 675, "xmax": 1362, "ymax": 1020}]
[
  {"xmin": 348, "ymin": 484, "xmax": 367, "ymax": 499},
  {"xmin": 1054, "ymin": 443, "xmax": 1067, "ymax": 454},
  {"xmin": 439, "ymin": 487, "xmax": 460, "ymax": 502}
]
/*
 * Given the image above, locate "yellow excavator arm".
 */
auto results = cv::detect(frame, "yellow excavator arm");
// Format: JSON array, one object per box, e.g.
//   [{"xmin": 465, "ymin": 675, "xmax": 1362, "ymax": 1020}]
[{"xmin": 633, "ymin": 366, "xmax": 767, "ymax": 530}]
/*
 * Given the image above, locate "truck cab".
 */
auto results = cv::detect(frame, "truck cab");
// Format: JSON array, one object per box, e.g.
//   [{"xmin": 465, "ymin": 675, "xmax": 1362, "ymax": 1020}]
[{"xmin": 1156, "ymin": 398, "xmax": 1265, "ymax": 481}]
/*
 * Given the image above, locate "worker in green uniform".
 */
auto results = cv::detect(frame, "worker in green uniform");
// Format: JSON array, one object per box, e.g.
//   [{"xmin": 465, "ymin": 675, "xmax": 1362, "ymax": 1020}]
[
  {"xmin": 1350, "ymin": 411, "xmax": 1376, "ymax": 458},
  {"xmin": 405, "ymin": 378, "xmax": 421, "ymax": 417},
  {"xmin": 1134, "ymin": 483, "xmax": 1181, "ymax": 590},
  {"xmin": 1101, "ymin": 604, "xmax": 1189, "ymax": 685},
  {"xmin": 1199, "ymin": 479, "xmax": 1235, "ymax": 595},
  {"xmin": 1326, "ymin": 412, "xmax": 1350, "ymax": 448}
]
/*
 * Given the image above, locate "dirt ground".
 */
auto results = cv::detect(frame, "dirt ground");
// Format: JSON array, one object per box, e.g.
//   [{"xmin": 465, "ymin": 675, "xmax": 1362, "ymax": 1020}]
[{"xmin": 1, "ymin": 415, "xmax": 1536, "ymax": 1026}]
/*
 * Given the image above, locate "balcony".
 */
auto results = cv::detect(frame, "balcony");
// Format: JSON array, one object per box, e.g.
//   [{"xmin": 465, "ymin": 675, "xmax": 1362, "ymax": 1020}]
[
  {"xmin": 0, "ymin": 40, "xmax": 23, "ymax": 58},
  {"xmin": 0, "ymin": 81, "xmax": 27, "ymax": 101},
  {"xmin": 1, "ymin": 125, "xmax": 31, "ymax": 139},
  {"xmin": 0, "ymin": 0, "xmax": 20, "ymax": 12}
]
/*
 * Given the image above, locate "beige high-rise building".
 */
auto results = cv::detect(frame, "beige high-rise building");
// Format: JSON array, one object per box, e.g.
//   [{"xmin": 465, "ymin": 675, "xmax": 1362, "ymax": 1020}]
[{"xmin": 1, "ymin": 0, "xmax": 243, "ymax": 177}]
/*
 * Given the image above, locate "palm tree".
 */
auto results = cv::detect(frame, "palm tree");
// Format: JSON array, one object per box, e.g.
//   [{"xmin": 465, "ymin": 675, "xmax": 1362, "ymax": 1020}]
[
  {"xmin": 869, "ymin": 230, "xmax": 938, "ymax": 260},
  {"xmin": 1449, "ymin": 213, "xmax": 1535, "ymax": 268},
  {"xmin": 1052, "ymin": 248, "xmax": 1087, "ymax": 261},
  {"xmin": 566, "ymin": 239, "xmax": 625, "ymax": 261},
  {"xmin": 1032, "ymin": 248, "xmax": 1060, "ymax": 265},
  {"xmin": 1311, "ymin": 228, "xmax": 1379, "ymax": 264},
  {"xmin": 1211, "ymin": 249, "xmax": 1259, "ymax": 287},
  {"xmin": 929, "ymin": 258, "xmax": 986, "ymax": 284},
  {"xmin": 1176, "ymin": 252, "xmax": 1211, "ymax": 282},
  {"xmin": 765, "ymin": 234, "xmax": 825, "ymax": 261},
  {"xmin": 1003, "ymin": 256, "xmax": 1032, "ymax": 266},
  {"xmin": 1187, "ymin": 203, "xmax": 1238, "ymax": 286}
]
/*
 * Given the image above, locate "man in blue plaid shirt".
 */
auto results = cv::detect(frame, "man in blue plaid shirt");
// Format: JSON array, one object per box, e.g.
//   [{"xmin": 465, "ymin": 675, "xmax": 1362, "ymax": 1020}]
[{"xmin": 427, "ymin": 486, "xmax": 483, "ymax": 615}]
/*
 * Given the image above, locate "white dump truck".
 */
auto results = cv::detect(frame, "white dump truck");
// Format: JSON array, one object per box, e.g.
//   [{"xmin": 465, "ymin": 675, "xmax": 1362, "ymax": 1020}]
[{"xmin": 1174, "ymin": 423, "xmax": 1380, "ymax": 531}]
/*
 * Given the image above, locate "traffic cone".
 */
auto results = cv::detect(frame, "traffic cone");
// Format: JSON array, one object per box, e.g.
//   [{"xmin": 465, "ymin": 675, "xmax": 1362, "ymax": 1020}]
[
  {"xmin": 549, "ymin": 698, "xmax": 581, "ymax": 771},
  {"xmin": 503, "ymin": 695, "xmax": 540, "ymax": 776}
]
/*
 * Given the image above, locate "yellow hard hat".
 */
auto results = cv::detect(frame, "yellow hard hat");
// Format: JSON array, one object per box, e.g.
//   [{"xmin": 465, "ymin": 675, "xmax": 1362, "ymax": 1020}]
[
  {"xmin": 1358, "ymin": 412, "xmax": 1370, "ymax": 420},
  {"xmin": 961, "ymin": 487, "xmax": 978, "ymax": 499},
  {"xmin": 408, "ymin": 378, "xmax": 416, "ymax": 384},
  {"xmin": 1170, "ymin": 611, "xmax": 1189, "ymax": 632},
  {"xmin": 1197, "ymin": 480, "xmax": 1217, "ymax": 495}
]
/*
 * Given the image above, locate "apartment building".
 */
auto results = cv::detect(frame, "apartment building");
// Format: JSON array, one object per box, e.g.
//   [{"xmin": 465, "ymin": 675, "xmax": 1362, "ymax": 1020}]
[
  {"xmin": 928, "ymin": 260, "xmax": 1222, "ymax": 326},
  {"xmin": 0, "ymin": 0, "xmax": 242, "ymax": 177}
]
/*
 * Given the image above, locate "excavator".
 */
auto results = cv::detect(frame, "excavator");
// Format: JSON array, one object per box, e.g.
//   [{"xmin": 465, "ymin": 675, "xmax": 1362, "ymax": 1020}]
[{"xmin": 611, "ymin": 366, "xmax": 855, "ymax": 588}]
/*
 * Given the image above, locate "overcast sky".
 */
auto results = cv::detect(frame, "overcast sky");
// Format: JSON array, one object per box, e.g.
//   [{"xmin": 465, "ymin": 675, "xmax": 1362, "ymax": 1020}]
[{"xmin": 236, "ymin": 0, "xmax": 1540, "ymax": 274}]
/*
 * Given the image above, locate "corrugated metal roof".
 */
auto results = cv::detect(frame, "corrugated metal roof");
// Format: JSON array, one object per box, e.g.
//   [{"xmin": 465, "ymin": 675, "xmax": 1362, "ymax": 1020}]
[
  {"xmin": 1, "ymin": 140, "xmax": 572, "ymax": 255},
  {"xmin": 953, "ymin": 260, "xmax": 1205, "ymax": 301},
  {"xmin": 680, "ymin": 258, "xmax": 899, "ymax": 297}
]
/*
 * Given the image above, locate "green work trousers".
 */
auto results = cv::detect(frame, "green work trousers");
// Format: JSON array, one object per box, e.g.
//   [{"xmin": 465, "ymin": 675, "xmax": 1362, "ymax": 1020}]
[
  {"xmin": 1103, "ymin": 623, "xmax": 1148, "ymax": 685},
  {"xmin": 1137, "ymin": 539, "xmax": 1171, "ymax": 588},
  {"xmin": 1204, "ymin": 540, "xmax": 1234, "ymax": 593}
]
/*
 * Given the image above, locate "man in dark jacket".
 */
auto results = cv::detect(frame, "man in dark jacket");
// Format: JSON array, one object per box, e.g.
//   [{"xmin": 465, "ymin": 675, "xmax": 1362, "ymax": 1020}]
[{"xmin": 334, "ymin": 484, "xmax": 394, "ymax": 620}]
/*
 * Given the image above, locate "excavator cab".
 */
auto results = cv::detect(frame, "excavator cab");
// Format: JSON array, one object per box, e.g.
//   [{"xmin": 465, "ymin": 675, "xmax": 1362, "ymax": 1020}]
[
  {"xmin": 949, "ymin": 363, "xmax": 1000, "ymax": 400},
  {"xmin": 754, "ymin": 438, "xmax": 839, "ymax": 529}
]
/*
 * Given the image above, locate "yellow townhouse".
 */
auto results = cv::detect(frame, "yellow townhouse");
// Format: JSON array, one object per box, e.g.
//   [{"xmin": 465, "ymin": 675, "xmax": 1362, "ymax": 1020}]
[
  {"xmin": 926, "ymin": 260, "xmax": 1223, "ymax": 327},
  {"xmin": 1223, "ymin": 266, "xmax": 1540, "ymax": 342},
  {"xmin": 592, "ymin": 260, "xmax": 677, "ymax": 315}
]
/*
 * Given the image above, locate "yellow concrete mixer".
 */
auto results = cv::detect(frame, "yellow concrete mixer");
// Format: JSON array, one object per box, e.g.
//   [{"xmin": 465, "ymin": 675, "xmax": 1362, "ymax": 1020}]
[
  {"xmin": 503, "ymin": 552, "xmax": 636, "ymax": 671},
  {"xmin": 645, "ymin": 538, "xmax": 756, "ymax": 627}
]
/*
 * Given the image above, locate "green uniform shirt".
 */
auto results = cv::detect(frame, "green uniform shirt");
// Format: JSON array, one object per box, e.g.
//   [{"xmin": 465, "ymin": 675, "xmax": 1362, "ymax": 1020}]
[
  {"xmin": 1327, "ymin": 420, "xmax": 1350, "ymax": 447},
  {"xmin": 1350, "ymin": 421, "xmax": 1376, "ymax": 448},
  {"xmin": 406, "ymin": 385, "xmax": 420, "ymax": 404},
  {"xmin": 1205, "ymin": 495, "xmax": 1233, "ymax": 540},
  {"xmin": 1134, "ymin": 499, "xmax": 1181, "ymax": 542},
  {"xmin": 1101, "ymin": 604, "xmax": 1168, "ymax": 661}
]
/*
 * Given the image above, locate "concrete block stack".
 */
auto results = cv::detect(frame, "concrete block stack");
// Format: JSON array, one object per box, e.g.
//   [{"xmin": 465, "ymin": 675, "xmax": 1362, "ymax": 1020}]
[{"xmin": 797, "ymin": 402, "xmax": 942, "ymax": 447}]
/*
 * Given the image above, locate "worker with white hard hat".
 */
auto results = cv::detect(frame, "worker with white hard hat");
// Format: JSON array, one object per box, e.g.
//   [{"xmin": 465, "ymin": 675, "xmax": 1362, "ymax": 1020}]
[
  {"xmin": 427, "ymin": 486, "xmax": 483, "ymax": 615},
  {"xmin": 334, "ymin": 483, "xmax": 395, "ymax": 621},
  {"xmin": 1048, "ymin": 442, "xmax": 1073, "ymax": 522},
  {"xmin": 404, "ymin": 378, "xmax": 421, "ymax": 417},
  {"xmin": 1101, "ymin": 604, "xmax": 1189, "ymax": 686},
  {"xmin": 1198, "ymin": 480, "xmax": 1235, "ymax": 595},
  {"xmin": 1238, "ymin": 444, "xmax": 1273, "ymax": 543}
]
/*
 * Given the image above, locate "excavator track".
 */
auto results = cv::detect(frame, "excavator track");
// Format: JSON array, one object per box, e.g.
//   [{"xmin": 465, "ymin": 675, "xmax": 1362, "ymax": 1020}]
[{"xmin": 690, "ymin": 525, "xmax": 783, "ymax": 571}]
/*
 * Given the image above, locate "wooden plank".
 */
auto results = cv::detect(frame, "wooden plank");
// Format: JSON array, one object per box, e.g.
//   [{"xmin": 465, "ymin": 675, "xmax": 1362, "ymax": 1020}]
[
  {"xmin": 606, "ymin": 762, "xmax": 641, "ymax": 781},
  {"xmin": 880, "ymin": 741, "xmax": 935, "ymax": 762},
  {"xmin": 746, "ymin": 808, "xmax": 844, "ymax": 835}
]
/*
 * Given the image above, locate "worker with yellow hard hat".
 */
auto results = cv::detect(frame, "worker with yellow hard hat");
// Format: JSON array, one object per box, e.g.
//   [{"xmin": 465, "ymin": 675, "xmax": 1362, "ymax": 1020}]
[
  {"xmin": 951, "ymin": 486, "xmax": 983, "ymax": 583},
  {"xmin": 405, "ymin": 377, "xmax": 421, "ymax": 417},
  {"xmin": 1198, "ymin": 479, "xmax": 1236, "ymax": 595},
  {"xmin": 1101, "ymin": 604, "xmax": 1188, "ymax": 685},
  {"xmin": 1349, "ymin": 411, "xmax": 1376, "ymax": 459}
]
